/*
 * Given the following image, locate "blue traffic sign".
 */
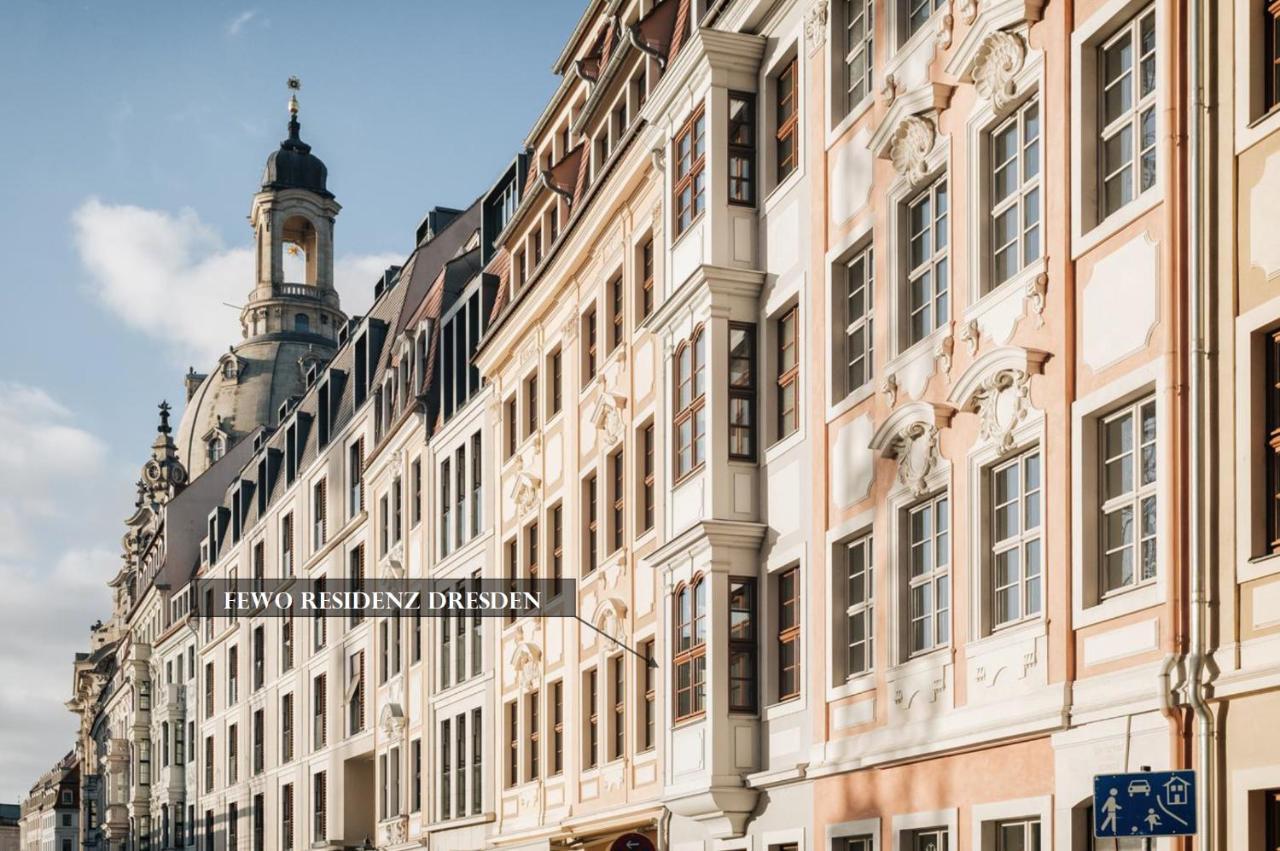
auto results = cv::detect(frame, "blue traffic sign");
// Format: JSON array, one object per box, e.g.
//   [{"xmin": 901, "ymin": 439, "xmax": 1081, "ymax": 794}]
[{"xmin": 1093, "ymin": 771, "xmax": 1197, "ymax": 837}]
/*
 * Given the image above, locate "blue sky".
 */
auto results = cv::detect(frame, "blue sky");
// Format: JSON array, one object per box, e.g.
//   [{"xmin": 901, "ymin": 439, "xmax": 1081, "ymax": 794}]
[{"xmin": 0, "ymin": 0, "xmax": 583, "ymax": 802}]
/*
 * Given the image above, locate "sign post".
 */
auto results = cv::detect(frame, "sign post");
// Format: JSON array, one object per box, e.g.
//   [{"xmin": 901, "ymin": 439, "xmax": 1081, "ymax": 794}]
[{"xmin": 1093, "ymin": 769, "xmax": 1197, "ymax": 847}]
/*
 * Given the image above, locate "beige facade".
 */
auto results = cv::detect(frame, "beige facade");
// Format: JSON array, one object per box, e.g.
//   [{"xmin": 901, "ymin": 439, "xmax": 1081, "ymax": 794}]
[{"xmin": 38, "ymin": 0, "xmax": 1279, "ymax": 849}]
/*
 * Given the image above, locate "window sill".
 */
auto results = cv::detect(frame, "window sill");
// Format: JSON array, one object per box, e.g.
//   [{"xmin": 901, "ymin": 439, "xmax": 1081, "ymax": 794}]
[
  {"xmin": 963, "ymin": 255, "xmax": 1047, "ymax": 337},
  {"xmin": 891, "ymin": 646, "xmax": 951, "ymax": 676},
  {"xmin": 965, "ymin": 618, "xmax": 1046, "ymax": 658},
  {"xmin": 827, "ymin": 380, "xmax": 876, "ymax": 424},
  {"xmin": 1241, "ymin": 551, "xmax": 1280, "ymax": 583},
  {"xmin": 764, "ymin": 694, "xmax": 805, "ymax": 722},
  {"xmin": 670, "ymin": 213, "xmax": 705, "ymax": 253},
  {"xmin": 1076, "ymin": 576, "xmax": 1162, "ymax": 629},
  {"xmin": 1072, "ymin": 185, "xmax": 1161, "ymax": 260},
  {"xmin": 764, "ymin": 428, "xmax": 805, "ymax": 464},
  {"xmin": 884, "ymin": 322, "xmax": 951, "ymax": 398},
  {"xmin": 763, "ymin": 168, "xmax": 804, "ymax": 214},
  {"xmin": 827, "ymin": 671, "xmax": 876, "ymax": 703},
  {"xmin": 826, "ymin": 95, "xmax": 875, "ymax": 151}
]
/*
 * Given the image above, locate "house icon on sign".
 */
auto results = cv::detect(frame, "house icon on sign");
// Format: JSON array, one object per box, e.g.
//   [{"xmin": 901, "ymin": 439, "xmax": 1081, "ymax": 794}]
[{"xmin": 1163, "ymin": 775, "xmax": 1190, "ymax": 806}]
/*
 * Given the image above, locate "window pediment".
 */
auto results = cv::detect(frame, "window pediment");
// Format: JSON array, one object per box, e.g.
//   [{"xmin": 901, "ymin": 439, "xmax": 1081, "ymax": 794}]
[
  {"xmin": 945, "ymin": 0, "xmax": 1046, "ymax": 81},
  {"xmin": 947, "ymin": 346, "xmax": 1048, "ymax": 454},
  {"xmin": 869, "ymin": 401, "xmax": 955, "ymax": 496},
  {"xmin": 869, "ymin": 84, "xmax": 953, "ymax": 186}
]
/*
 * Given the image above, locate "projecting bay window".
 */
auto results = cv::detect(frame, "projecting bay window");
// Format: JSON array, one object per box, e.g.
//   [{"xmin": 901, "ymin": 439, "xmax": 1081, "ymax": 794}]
[
  {"xmin": 673, "ymin": 576, "xmax": 707, "ymax": 721},
  {"xmin": 776, "ymin": 567, "xmax": 801, "ymax": 701},
  {"xmin": 906, "ymin": 494, "xmax": 950, "ymax": 656},
  {"xmin": 673, "ymin": 329, "xmax": 706, "ymax": 479},
  {"xmin": 672, "ymin": 106, "xmax": 706, "ymax": 236},
  {"xmin": 990, "ymin": 98, "xmax": 1042, "ymax": 287},
  {"xmin": 728, "ymin": 323, "xmax": 757, "ymax": 460},
  {"xmin": 842, "ymin": 534, "xmax": 874, "ymax": 678},
  {"xmin": 728, "ymin": 92, "xmax": 756, "ymax": 205},
  {"xmin": 728, "ymin": 578, "xmax": 757, "ymax": 712},
  {"xmin": 1099, "ymin": 6, "xmax": 1157, "ymax": 218},
  {"xmin": 905, "ymin": 175, "xmax": 949, "ymax": 347},
  {"xmin": 1099, "ymin": 395, "xmax": 1158, "ymax": 595},
  {"xmin": 774, "ymin": 58, "xmax": 798, "ymax": 183},
  {"xmin": 990, "ymin": 448, "xmax": 1043, "ymax": 629},
  {"xmin": 836, "ymin": 245, "xmax": 874, "ymax": 399},
  {"xmin": 776, "ymin": 308, "xmax": 800, "ymax": 440}
]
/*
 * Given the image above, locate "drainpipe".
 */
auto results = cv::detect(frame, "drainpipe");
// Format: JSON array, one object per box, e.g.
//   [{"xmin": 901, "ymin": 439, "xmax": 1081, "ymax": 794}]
[{"xmin": 1185, "ymin": 0, "xmax": 1214, "ymax": 844}]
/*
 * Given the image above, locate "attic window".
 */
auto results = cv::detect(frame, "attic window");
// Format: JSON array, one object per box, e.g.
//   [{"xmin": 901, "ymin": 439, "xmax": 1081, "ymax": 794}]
[{"xmin": 207, "ymin": 436, "xmax": 226, "ymax": 464}]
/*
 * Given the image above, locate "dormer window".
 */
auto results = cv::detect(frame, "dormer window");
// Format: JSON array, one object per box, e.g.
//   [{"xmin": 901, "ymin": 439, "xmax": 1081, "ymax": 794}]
[{"xmin": 207, "ymin": 436, "xmax": 226, "ymax": 465}]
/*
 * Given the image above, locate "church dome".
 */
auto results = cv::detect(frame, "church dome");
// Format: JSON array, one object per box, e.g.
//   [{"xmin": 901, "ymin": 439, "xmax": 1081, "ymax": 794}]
[
  {"xmin": 174, "ymin": 337, "xmax": 334, "ymax": 480},
  {"xmin": 261, "ymin": 111, "xmax": 331, "ymax": 197}
]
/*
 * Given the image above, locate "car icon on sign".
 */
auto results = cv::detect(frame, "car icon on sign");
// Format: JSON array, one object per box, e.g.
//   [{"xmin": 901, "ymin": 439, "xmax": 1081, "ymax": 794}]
[{"xmin": 1128, "ymin": 779, "xmax": 1152, "ymax": 795}]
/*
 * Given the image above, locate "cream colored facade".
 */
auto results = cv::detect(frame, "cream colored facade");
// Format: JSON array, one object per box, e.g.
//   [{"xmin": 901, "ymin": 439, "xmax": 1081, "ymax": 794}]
[{"xmin": 39, "ymin": 0, "xmax": 1277, "ymax": 849}]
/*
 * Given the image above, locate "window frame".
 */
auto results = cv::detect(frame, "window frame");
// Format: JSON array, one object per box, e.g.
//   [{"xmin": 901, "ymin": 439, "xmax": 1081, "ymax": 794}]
[
  {"xmin": 672, "ymin": 105, "xmax": 707, "ymax": 237},
  {"xmin": 989, "ymin": 448, "xmax": 1044, "ymax": 630},
  {"xmin": 672, "ymin": 575, "xmax": 708, "ymax": 722},
  {"xmin": 905, "ymin": 493, "xmax": 951, "ymax": 658},
  {"xmin": 1097, "ymin": 395, "xmax": 1159, "ymax": 597},
  {"xmin": 728, "ymin": 91, "xmax": 757, "ymax": 206},
  {"xmin": 989, "ymin": 97, "xmax": 1043, "ymax": 289},
  {"xmin": 1097, "ymin": 6, "xmax": 1158, "ymax": 221},
  {"xmin": 903, "ymin": 174, "xmax": 950, "ymax": 349},
  {"xmin": 774, "ymin": 58, "xmax": 799, "ymax": 184},
  {"xmin": 775, "ymin": 306, "xmax": 801, "ymax": 440},
  {"xmin": 673, "ymin": 327, "xmax": 707, "ymax": 480},
  {"xmin": 835, "ymin": 244, "xmax": 874, "ymax": 400}
]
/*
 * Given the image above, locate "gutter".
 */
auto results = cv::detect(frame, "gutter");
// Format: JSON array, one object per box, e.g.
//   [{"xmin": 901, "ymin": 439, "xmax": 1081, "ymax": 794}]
[{"xmin": 1185, "ymin": 0, "xmax": 1215, "ymax": 845}]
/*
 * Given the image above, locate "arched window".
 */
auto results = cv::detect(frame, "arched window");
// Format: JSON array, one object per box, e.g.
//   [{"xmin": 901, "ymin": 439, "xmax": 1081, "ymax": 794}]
[
  {"xmin": 673, "ymin": 575, "xmax": 707, "ymax": 720},
  {"xmin": 295, "ymin": 313, "xmax": 310, "ymax": 332},
  {"xmin": 673, "ymin": 328, "xmax": 707, "ymax": 479}
]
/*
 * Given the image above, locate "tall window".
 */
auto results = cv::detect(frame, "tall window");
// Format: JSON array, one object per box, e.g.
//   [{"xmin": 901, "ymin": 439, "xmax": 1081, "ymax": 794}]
[
  {"xmin": 584, "ymin": 668, "xmax": 599, "ymax": 769},
  {"xmin": 640, "ymin": 424, "xmax": 655, "ymax": 532},
  {"xmin": 1099, "ymin": 7, "xmax": 1157, "ymax": 218},
  {"xmin": 991, "ymin": 448, "xmax": 1043, "ymax": 627},
  {"xmin": 525, "ymin": 374, "xmax": 539, "ymax": 436},
  {"xmin": 728, "ymin": 578, "xmax": 757, "ymax": 712},
  {"xmin": 905, "ymin": 175, "xmax": 949, "ymax": 346},
  {"xmin": 585, "ymin": 473, "xmax": 599, "ymax": 573},
  {"xmin": 991, "ymin": 98, "xmax": 1042, "ymax": 286},
  {"xmin": 252, "ymin": 708, "xmax": 264, "ymax": 774},
  {"xmin": 440, "ymin": 458, "xmax": 452, "ymax": 558},
  {"xmin": 610, "ymin": 450, "xmax": 625, "ymax": 553},
  {"xmin": 1100, "ymin": 395, "xmax": 1158, "ymax": 594},
  {"xmin": 728, "ymin": 93, "xmax": 756, "ymax": 205},
  {"xmin": 1269, "ymin": 331, "xmax": 1280, "ymax": 553},
  {"xmin": 470, "ymin": 708, "xmax": 483, "ymax": 814},
  {"xmin": 312, "ymin": 479, "xmax": 326, "ymax": 551},
  {"xmin": 777, "ymin": 567, "xmax": 801, "ymax": 701},
  {"xmin": 313, "ymin": 674, "xmax": 326, "ymax": 749},
  {"xmin": 444, "ymin": 717, "xmax": 455, "ymax": 814},
  {"xmin": 775, "ymin": 58, "xmax": 799, "ymax": 182},
  {"xmin": 583, "ymin": 306, "xmax": 598, "ymax": 382},
  {"xmin": 348, "ymin": 439, "xmax": 364, "ymax": 518},
  {"xmin": 776, "ymin": 308, "xmax": 800, "ymax": 439},
  {"xmin": 348, "ymin": 651, "xmax": 365, "ymax": 735},
  {"xmin": 640, "ymin": 640, "xmax": 655, "ymax": 750},
  {"xmin": 313, "ymin": 772, "xmax": 327, "ymax": 841},
  {"xmin": 527, "ymin": 691, "xmax": 540, "ymax": 780},
  {"xmin": 674, "ymin": 329, "xmax": 707, "ymax": 478},
  {"xmin": 549, "ymin": 349, "xmax": 563, "ymax": 416},
  {"xmin": 673, "ymin": 577, "xmax": 707, "ymax": 720},
  {"xmin": 504, "ymin": 703, "xmax": 517, "ymax": 789},
  {"xmin": 838, "ymin": 246, "xmax": 874, "ymax": 397},
  {"xmin": 471, "ymin": 432, "xmax": 483, "ymax": 536},
  {"xmin": 673, "ymin": 106, "xmax": 707, "ymax": 236},
  {"xmin": 281, "ymin": 693, "xmax": 294, "ymax": 762},
  {"xmin": 411, "ymin": 459, "xmax": 422, "ymax": 526},
  {"xmin": 610, "ymin": 275, "xmax": 624, "ymax": 352},
  {"xmin": 729, "ymin": 323, "xmax": 757, "ymax": 459},
  {"xmin": 639, "ymin": 238, "xmax": 655, "ymax": 320},
  {"xmin": 505, "ymin": 397, "xmax": 518, "ymax": 459},
  {"xmin": 610, "ymin": 656, "xmax": 625, "ymax": 760},
  {"xmin": 551, "ymin": 681, "xmax": 564, "ymax": 775},
  {"xmin": 903, "ymin": 0, "xmax": 946, "ymax": 41},
  {"xmin": 550, "ymin": 503, "xmax": 564, "ymax": 592},
  {"xmin": 280, "ymin": 784, "xmax": 293, "ymax": 851},
  {"xmin": 527, "ymin": 523, "xmax": 540, "ymax": 580},
  {"xmin": 841, "ymin": 0, "xmax": 874, "ymax": 114},
  {"xmin": 908, "ymin": 494, "xmax": 950, "ymax": 655},
  {"xmin": 454, "ymin": 446, "xmax": 466, "ymax": 546},
  {"xmin": 1268, "ymin": 2, "xmax": 1280, "ymax": 112},
  {"xmin": 844, "ymin": 535, "xmax": 874, "ymax": 677}
]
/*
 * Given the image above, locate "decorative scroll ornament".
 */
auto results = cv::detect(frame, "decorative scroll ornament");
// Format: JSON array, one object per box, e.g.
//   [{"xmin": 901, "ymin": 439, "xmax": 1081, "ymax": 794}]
[
  {"xmin": 509, "ymin": 457, "xmax": 542, "ymax": 517},
  {"xmin": 889, "ymin": 116, "xmax": 937, "ymax": 186},
  {"xmin": 956, "ymin": 0, "xmax": 979, "ymax": 24},
  {"xmin": 1025, "ymin": 270, "xmax": 1048, "ymax": 327},
  {"xmin": 890, "ymin": 421, "xmax": 941, "ymax": 496},
  {"xmin": 971, "ymin": 30, "xmax": 1027, "ymax": 112},
  {"xmin": 378, "ymin": 703, "xmax": 407, "ymax": 738},
  {"xmin": 805, "ymin": 0, "xmax": 830, "ymax": 53},
  {"xmin": 935, "ymin": 4, "xmax": 955, "ymax": 48},
  {"xmin": 935, "ymin": 322, "xmax": 956, "ymax": 373},
  {"xmin": 591, "ymin": 391, "xmax": 628, "ymax": 447},
  {"xmin": 880, "ymin": 73, "xmax": 900, "ymax": 106},
  {"xmin": 959, "ymin": 319, "xmax": 980, "ymax": 357},
  {"xmin": 972, "ymin": 368, "xmax": 1034, "ymax": 454},
  {"xmin": 882, "ymin": 373, "xmax": 900, "ymax": 407}
]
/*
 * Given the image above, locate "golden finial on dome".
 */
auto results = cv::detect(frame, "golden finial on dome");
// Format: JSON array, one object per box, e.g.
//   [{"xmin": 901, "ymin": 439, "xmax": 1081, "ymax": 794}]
[{"xmin": 287, "ymin": 76, "xmax": 301, "ymax": 116}]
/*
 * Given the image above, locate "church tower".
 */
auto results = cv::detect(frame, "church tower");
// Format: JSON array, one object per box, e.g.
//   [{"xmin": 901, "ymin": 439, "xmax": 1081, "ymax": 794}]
[
  {"xmin": 174, "ymin": 80, "xmax": 349, "ymax": 481},
  {"xmin": 243, "ymin": 82, "xmax": 345, "ymax": 342}
]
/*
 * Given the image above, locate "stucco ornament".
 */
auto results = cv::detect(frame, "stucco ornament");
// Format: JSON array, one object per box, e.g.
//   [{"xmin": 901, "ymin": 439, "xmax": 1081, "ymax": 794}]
[
  {"xmin": 380, "ymin": 816, "xmax": 407, "ymax": 847},
  {"xmin": 378, "ymin": 703, "xmax": 406, "ymax": 738},
  {"xmin": 889, "ymin": 116, "xmax": 937, "ymax": 186},
  {"xmin": 959, "ymin": 319, "xmax": 980, "ymax": 356},
  {"xmin": 972, "ymin": 368, "xmax": 1034, "ymax": 454},
  {"xmin": 935, "ymin": 3, "xmax": 955, "ymax": 48},
  {"xmin": 971, "ymin": 30, "xmax": 1027, "ymax": 112},
  {"xmin": 890, "ymin": 421, "xmax": 942, "ymax": 496},
  {"xmin": 881, "ymin": 373, "xmax": 900, "ymax": 407},
  {"xmin": 1025, "ymin": 270, "xmax": 1048, "ymax": 327},
  {"xmin": 805, "ymin": 0, "xmax": 829, "ymax": 53},
  {"xmin": 509, "ymin": 457, "xmax": 542, "ymax": 517},
  {"xmin": 593, "ymin": 597, "xmax": 629, "ymax": 646},
  {"xmin": 879, "ymin": 73, "xmax": 900, "ymax": 106},
  {"xmin": 956, "ymin": 0, "xmax": 979, "ymax": 24},
  {"xmin": 510, "ymin": 641, "xmax": 543, "ymax": 693},
  {"xmin": 934, "ymin": 322, "xmax": 956, "ymax": 373},
  {"xmin": 590, "ymin": 391, "xmax": 628, "ymax": 447}
]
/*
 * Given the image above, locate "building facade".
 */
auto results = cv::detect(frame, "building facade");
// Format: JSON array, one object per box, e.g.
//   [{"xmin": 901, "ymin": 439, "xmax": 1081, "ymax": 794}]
[{"xmin": 37, "ymin": 0, "xmax": 1280, "ymax": 849}]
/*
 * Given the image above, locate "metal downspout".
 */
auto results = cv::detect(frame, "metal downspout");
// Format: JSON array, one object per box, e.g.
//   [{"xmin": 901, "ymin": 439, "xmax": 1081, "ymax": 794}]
[{"xmin": 1185, "ymin": 0, "xmax": 1214, "ymax": 844}]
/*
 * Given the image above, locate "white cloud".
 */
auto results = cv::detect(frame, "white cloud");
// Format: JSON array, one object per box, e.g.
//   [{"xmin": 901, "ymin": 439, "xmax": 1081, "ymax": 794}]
[
  {"xmin": 0, "ymin": 384, "xmax": 121, "ymax": 801},
  {"xmin": 72, "ymin": 198, "xmax": 401, "ymax": 366},
  {"xmin": 226, "ymin": 9, "xmax": 258, "ymax": 36}
]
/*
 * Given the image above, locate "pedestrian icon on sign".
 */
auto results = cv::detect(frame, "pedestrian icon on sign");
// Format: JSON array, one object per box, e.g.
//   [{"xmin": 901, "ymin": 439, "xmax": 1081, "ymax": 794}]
[
  {"xmin": 1145, "ymin": 809, "xmax": 1162, "ymax": 830},
  {"xmin": 1100, "ymin": 788, "xmax": 1122, "ymax": 834}
]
